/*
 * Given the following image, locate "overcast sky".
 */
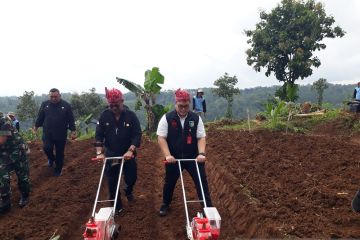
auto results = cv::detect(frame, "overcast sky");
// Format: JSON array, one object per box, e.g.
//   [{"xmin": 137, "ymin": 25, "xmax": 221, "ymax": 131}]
[{"xmin": 0, "ymin": 0, "xmax": 359, "ymax": 97}]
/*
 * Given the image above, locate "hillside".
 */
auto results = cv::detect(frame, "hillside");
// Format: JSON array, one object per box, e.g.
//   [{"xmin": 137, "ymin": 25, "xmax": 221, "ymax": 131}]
[
  {"xmin": 0, "ymin": 84, "xmax": 356, "ymax": 129},
  {"xmin": 1, "ymin": 116, "xmax": 360, "ymax": 239}
]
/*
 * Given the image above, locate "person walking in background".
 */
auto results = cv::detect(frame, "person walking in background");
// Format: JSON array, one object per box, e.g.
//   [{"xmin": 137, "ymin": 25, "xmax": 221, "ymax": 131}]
[
  {"xmin": 34, "ymin": 88, "xmax": 76, "ymax": 176},
  {"xmin": 0, "ymin": 115, "xmax": 31, "ymax": 213},
  {"xmin": 7, "ymin": 112, "xmax": 20, "ymax": 131},
  {"xmin": 157, "ymin": 88, "xmax": 212, "ymax": 216},
  {"xmin": 192, "ymin": 88, "xmax": 206, "ymax": 118},
  {"xmin": 353, "ymin": 82, "xmax": 360, "ymax": 101},
  {"xmin": 95, "ymin": 87, "xmax": 142, "ymax": 214}
]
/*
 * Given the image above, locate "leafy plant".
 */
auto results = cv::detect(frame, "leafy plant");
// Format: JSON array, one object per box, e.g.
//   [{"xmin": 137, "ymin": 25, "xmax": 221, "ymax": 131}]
[
  {"xmin": 312, "ymin": 78, "xmax": 329, "ymax": 108},
  {"xmin": 213, "ymin": 73, "xmax": 240, "ymax": 119},
  {"xmin": 20, "ymin": 128, "xmax": 42, "ymax": 142},
  {"xmin": 16, "ymin": 91, "xmax": 39, "ymax": 125},
  {"xmin": 117, "ymin": 67, "xmax": 165, "ymax": 133},
  {"xmin": 264, "ymin": 97, "xmax": 287, "ymax": 128},
  {"xmin": 246, "ymin": 0, "xmax": 345, "ymax": 100},
  {"xmin": 152, "ymin": 103, "xmax": 172, "ymax": 128},
  {"xmin": 70, "ymin": 88, "xmax": 105, "ymax": 120},
  {"xmin": 75, "ymin": 113, "xmax": 96, "ymax": 137}
]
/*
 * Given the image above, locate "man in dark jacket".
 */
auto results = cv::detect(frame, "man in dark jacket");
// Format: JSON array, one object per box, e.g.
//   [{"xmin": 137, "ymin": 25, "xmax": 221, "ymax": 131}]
[
  {"xmin": 95, "ymin": 87, "xmax": 142, "ymax": 213},
  {"xmin": 34, "ymin": 88, "xmax": 76, "ymax": 176},
  {"xmin": 157, "ymin": 88, "xmax": 213, "ymax": 216}
]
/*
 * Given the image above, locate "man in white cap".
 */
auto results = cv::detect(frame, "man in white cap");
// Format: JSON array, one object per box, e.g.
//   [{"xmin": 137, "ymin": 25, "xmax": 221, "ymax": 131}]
[
  {"xmin": 192, "ymin": 89, "xmax": 206, "ymax": 118},
  {"xmin": 7, "ymin": 112, "xmax": 19, "ymax": 131}
]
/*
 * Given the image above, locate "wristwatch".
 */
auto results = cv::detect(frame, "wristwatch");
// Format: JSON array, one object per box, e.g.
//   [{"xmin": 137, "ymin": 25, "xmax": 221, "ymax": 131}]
[
  {"xmin": 128, "ymin": 147, "xmax": 136, "ymax": 152},
  {"xmin": 199, "ymin": 152, "xmax": 206, "ymax": 156}
]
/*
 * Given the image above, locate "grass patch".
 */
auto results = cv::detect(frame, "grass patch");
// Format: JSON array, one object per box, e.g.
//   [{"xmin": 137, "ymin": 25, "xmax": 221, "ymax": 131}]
[
  {"xmin": 217, "ymin": 120, "xmax": 260, "ymax": 131},
  {"xmin": 76, "ymin": 131, "xmax": 95, "ymax": 141}
]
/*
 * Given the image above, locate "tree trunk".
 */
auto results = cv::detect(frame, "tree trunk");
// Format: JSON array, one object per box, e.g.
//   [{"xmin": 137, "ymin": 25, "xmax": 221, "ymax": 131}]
[
  {"xmin": 145, "ymin": 104, "xmax": 156, "ymax": 133},
  {"xmin": 226, "ymin": 100, "xmax": 233, "ymax": 119}
]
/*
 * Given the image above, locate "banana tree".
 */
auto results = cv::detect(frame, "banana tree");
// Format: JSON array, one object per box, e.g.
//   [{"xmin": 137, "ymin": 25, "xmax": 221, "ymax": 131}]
[{"xmin": 116, "ymin": 67, "xmax": 164, "ymax": 133}]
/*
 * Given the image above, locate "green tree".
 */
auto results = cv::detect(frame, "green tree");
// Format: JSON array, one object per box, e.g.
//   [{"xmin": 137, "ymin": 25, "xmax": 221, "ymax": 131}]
[
  {"xmin": 213, "ymin": 73, "xmax": 240, "ymax": 119},
  {"xmin": 275, "ymin": 82, "xmax": 299, "ymax": 102},
  {"xmin": 245, "ymin": 0, "xmax": 345, "ymax": 101},
  {"xmin": 16, "ymin": 91, "xmax": 38, "ymax": 125},
  {"xmin": 70, "ymin": 88, "xmax": 105, "ymax": 119},
  {"xmin": 117, "ymin": 67, "xmax": 165, "ymax": 133},
  {"xmin": 311, "ymin": 78, "xmax": 328, "ymax": 107}
]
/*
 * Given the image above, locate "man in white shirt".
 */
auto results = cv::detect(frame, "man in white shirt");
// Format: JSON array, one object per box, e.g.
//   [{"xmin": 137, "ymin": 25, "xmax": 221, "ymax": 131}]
[{"xmin": 156, "ymin": 88, "xmax": 212, "ymax": 216}]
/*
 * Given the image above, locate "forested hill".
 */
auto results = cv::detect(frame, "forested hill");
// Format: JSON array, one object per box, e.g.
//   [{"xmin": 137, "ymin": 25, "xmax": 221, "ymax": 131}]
[{"xmin": 0, "ymin": 84, "xmax": 355, "ymax": 126}]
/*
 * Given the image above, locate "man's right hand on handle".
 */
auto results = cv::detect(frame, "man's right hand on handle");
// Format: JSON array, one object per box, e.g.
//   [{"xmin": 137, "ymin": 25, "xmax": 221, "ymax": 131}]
[
  {"xmin": 95, "ymin": 153, "xmax": 105, "ymax": 162},
  {"xmin": 165, "ymin": 155, "xmax": 176, "ymax": 164}
]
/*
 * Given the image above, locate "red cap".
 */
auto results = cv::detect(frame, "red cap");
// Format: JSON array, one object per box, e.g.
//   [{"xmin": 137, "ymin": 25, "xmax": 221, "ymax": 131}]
[
  {"xmin": 105, "ymin": 87, "xmax": 123, "ymax": 104},
  {"xmin": 175, "ymin": 88, "xmax": 190, "ymax": 102}
]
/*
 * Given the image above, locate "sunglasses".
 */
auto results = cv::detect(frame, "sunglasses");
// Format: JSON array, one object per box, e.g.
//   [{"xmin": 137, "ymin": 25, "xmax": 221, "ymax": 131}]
[
  {"xmin": 109, "ymin": 103, "xmax": 121, "ymax": 109},
  {"xmin": 177, "ymin": 104, "xmax": 189, "ymax": 109}
]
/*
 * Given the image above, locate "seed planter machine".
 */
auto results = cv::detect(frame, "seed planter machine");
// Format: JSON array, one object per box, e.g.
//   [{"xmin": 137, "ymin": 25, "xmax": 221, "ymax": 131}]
[{"xmin": 83, "ymin": 157, "xmax": 124, "ymax": 240}]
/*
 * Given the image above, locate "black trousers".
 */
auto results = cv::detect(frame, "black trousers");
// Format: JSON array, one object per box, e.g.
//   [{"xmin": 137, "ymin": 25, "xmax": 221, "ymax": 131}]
[
  {"xmin": 43, "ymin": 138, "xmax": 66, "ymax": 174},
  {"xmin": 105, "ymin": 158, "xmax": 137, "ymax": 208},
  {"xmin": 163, "ymin": 161, "xmax": 212, "ymax": 207}
]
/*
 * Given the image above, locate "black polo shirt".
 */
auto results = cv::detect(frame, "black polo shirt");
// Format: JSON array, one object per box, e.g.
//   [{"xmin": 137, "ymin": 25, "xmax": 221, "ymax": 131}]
[
  {"xmin": 95, "ymin": 108, "xmax": 141, "ymax": 156},
  {"xmin": 35, "ymin": 99, "xmax": 76, "ymax": 141}
]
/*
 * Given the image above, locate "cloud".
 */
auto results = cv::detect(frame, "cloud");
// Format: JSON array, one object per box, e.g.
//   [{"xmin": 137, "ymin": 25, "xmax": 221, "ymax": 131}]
[{"xmin": 0, "ymin": 0, "xmax": 358, "ymax": 96}]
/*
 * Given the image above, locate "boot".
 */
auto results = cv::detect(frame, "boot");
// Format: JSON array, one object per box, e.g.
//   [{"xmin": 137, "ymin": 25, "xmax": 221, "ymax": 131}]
[
  {"xmin": 19, "ymin": 193, "xmax": 29, "ymax": 208},
  {"xmin": 352, "ymin": 189, "xmax": 360, "ymax": 212},
  {"xmin": 0, "ymin": 195, "xmax": 11, "ymax": 213}
]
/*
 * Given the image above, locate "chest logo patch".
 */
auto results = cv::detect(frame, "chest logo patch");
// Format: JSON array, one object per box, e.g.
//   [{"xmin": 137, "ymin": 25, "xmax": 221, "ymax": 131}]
[{"xmin": 171, "ymin": 120, "xmax": 177, "ymax": 128}]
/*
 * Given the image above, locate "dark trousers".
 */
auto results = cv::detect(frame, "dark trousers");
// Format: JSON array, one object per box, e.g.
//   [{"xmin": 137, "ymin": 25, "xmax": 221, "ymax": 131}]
[
  {"xmin": 163, "ymin": 161, "xmax": 212, "ymax": 207},
  {"xmin": 106, "ymin": 158, "xmax": 137, "ymax": 208},
  {"xmin": 43, "ymin": 138, "xmax": 66, "ymax": 174},
  {"xmin": 0, "ymin": 153, "xmax": 30, "ymax": 198}
]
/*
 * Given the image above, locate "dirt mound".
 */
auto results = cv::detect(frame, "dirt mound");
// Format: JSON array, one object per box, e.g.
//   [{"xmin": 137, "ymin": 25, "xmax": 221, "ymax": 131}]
[
  {"xmin": 311, "ymin": 112, "xmax": 360, "ymax": 137},
  {"xmin": 1, "ymin": 128, "xmax": 360, "ymax": 239},
  {"xmin": 206, "ymin": 128, "xmax": 360, "ymax": 238}
]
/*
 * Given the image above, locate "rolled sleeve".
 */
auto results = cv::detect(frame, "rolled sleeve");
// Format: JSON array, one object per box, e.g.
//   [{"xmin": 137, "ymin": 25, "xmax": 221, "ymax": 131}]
[
  {"xmin": 196, "ymin": 117, "xmax": 206, "ymax": 138},
  {"xmin": 156, "ymin": 115, "xmax": 168, "ymax": 137}
]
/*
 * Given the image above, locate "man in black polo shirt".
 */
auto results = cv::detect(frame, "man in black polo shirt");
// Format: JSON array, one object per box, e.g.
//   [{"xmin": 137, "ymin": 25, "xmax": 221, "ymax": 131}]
[
  {"xmin": 95, "ymin": 87, "xmax": 142, "ymax": 213},
  {"xmin": 157, "ymin": 88, "xmax": 212, "ymax": 216},
  {"xmin": 34, "ymin": 88, "xmax": 76, "ymax": 176}
]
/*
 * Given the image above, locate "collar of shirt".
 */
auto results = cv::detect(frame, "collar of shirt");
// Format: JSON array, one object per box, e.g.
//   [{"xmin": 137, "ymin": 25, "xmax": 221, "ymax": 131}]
[{"xmin": 176, "ymin": 113, "xmax": 188, "ymax": 128}]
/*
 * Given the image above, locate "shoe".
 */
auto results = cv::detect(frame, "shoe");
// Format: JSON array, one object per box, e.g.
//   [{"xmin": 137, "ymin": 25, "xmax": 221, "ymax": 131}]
[
  {"xmin": 0, "ymin": 196, "xmax": 11, "ymax": 214},
  {"xmin": 19, "ymin": 195, "xmax": 29, "ymax": 208},
  {"xmin": 352, "ymin": 189, "xmax": 360, "ymax": 212},
  {"xmin": 115, "ymin": 206, "xmax": 124, "ymax": 216},
  {"xmin": 114, "ymin": 199, "xmax": 123, "ymax": 211},
  {"xmin": 116, "ymin": 208, "xmax": 123, "ymax": 214},
  {"xmin": 53, "ymin": 171, "xmax": 61, "ymax": 177},
  {"xmin": 48, "ymin": 159, "xmax": 54, "ymax": 168},
  {"xmin": 159, "ymin": 204, "xmax": 169, "ymax": 216},
  {"xmin": 126, "ymin": 194, "xmax": 136, "ymax": 203}
]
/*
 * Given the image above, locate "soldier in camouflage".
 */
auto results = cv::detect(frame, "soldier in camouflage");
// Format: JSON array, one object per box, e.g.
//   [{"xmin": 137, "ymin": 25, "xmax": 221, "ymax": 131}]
[{"xmin": 0, "ymin": 114, "xmax": 31, "ymax": 213}]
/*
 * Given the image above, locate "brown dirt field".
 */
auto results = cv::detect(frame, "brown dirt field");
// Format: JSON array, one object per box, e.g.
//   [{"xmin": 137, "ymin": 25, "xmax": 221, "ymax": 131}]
[{"xmin": 1, "ymin": 126, "xmax": 360, "ymax": 239}]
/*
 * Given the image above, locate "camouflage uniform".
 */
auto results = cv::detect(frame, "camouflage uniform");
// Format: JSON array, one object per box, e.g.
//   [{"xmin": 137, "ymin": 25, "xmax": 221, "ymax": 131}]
[{"xmin": 0, "ymin": 116, "xmax": 30, "ymax": 212}]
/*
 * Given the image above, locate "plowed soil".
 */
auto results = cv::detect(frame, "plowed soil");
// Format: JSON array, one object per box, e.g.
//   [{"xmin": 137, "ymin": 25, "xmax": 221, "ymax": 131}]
[{"xmin": 1, "ymin": 126, "xmax": 360, "ymax": 239}]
